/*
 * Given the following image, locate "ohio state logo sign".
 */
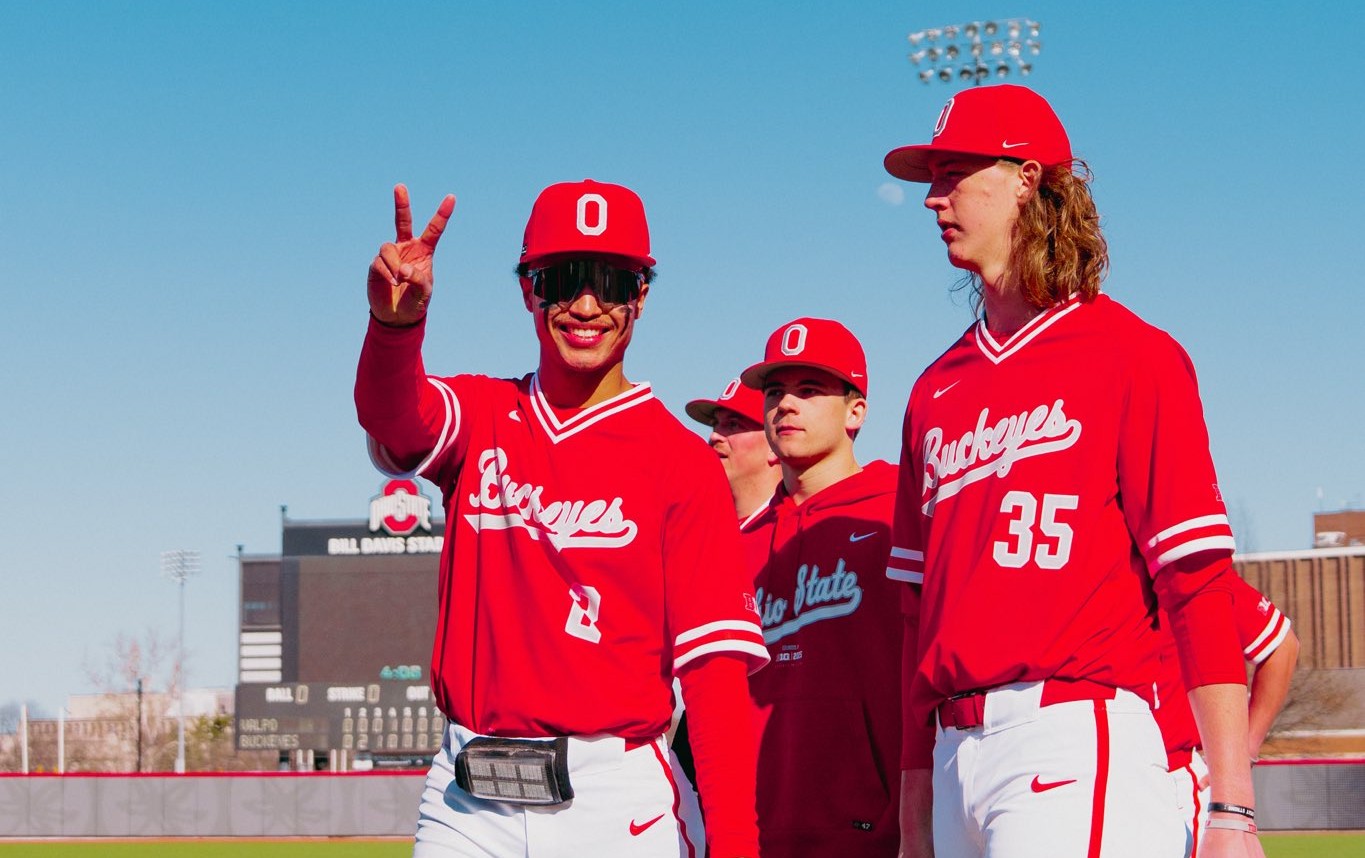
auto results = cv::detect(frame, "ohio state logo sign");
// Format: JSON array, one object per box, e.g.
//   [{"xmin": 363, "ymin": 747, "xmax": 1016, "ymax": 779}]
[{"xmin": 369, "ymin": 479, "xmax": 433, "ymax": 537}]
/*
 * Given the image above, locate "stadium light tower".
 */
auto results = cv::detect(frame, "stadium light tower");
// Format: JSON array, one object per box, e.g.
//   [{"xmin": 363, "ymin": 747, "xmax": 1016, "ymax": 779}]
[
  {"xmin": 161, "ymin": 549, "xmax": 201, "ymax": 773},
  {"xmin": 907, "ymin": 18, "xmax": 1042, "ymax": 86}
]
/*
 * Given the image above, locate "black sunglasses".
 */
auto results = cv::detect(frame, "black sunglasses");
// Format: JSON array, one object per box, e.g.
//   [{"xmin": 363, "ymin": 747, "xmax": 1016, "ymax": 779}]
[{"xmin": 530, "ymin": 259, "xmax": 643, "ymax": 307}]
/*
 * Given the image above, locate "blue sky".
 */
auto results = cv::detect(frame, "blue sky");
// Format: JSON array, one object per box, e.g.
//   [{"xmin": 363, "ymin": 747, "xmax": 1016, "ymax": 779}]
[{"xmin": 2, "ymin": 1, "xmax": 1361, "ymax": 715}]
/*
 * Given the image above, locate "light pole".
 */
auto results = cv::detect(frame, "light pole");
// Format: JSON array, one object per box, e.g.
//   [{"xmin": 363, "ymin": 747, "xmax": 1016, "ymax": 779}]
[
  {"xmin": 161, "ymin": 549, "xmax": 201, "ymax": 773},
  {"xmin": 907, "ymin": 18, "xmax": 1042, "ymax": 86}
]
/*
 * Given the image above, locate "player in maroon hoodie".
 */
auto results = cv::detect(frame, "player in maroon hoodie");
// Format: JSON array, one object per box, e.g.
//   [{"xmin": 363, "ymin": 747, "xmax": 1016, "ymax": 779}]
[{"xmin": 736, "ymin": 318, "xmax": 902, "ymax": 858}]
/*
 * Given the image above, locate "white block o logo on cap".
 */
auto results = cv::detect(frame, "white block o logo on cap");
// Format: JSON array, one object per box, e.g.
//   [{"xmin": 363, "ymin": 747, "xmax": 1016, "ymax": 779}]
[
  {"xmin": 721, "ymin": 378, "xmax": 741, "ymax": 400},
  {"xmin": 932, "ymin": 97, "xmax": 955, "ymax": 139},
  {"xmin": 780, "ymin": 324, "xmax": 808, "ymax": 356},
  {"xmin": 576, "ymin": 193, "xmax": 608, "ymax": 236}
]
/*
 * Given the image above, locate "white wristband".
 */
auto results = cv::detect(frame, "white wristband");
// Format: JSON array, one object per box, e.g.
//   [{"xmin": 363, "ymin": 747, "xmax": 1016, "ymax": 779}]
[{"xmin": 1206, "ymin": 817, "xmax": 1257, "ymax": 834}]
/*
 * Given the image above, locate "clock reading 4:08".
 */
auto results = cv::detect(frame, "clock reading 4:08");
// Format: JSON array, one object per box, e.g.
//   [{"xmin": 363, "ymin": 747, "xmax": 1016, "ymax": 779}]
[{"xmin": 380, "ymin": 664, "xmax": 423, "ymax": 680}]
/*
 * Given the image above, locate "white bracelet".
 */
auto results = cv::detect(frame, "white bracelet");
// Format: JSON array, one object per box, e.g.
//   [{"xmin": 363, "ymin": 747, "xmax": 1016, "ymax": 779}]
[{"xmin": 1206, "ymin": 817, "xmax": 1257, "ymax": 834}]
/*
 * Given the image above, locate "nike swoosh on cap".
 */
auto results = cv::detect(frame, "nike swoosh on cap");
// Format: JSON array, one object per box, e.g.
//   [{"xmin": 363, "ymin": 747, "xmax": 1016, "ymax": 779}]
[{"xmin": 1001, "ymin": 140, "xmax": 1030, "ymax": 149}]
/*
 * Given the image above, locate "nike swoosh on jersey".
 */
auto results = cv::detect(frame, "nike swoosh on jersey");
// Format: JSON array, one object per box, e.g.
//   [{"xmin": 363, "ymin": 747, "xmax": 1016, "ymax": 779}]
[
  {"xmin": 849, "ymin": 532, "xmax": 877, "ymax": 543},
  {"xmin": 630, "ymin": 813, "xmax": 666, "ymax": 836},
  {"xmin": 932, "ymin": 381, "xmax": 960, "ymax": 399},
  {"xmin": 508, "ymin": 410, "xmax": 521, "ymax": 422},
  {"xmin": 1030, "ymin": 776, "xmax": 1077, "ymax": 793}
]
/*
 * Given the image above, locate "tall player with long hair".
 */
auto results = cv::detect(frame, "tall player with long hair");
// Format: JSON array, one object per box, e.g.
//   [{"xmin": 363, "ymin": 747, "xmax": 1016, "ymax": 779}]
[{"xmin": 883, "ymin": 85, "xmax": 1264, "ymax": 858}]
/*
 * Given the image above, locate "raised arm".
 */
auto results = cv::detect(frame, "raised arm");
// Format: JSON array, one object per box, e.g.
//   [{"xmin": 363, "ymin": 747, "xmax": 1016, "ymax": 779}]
[
  {"xmin": 356, "ymin": 185, "xmax": 459, "ymax": 474},
  {"xmin": 368, "ymin": 184, "xmax": 456, "ymax": 326}
]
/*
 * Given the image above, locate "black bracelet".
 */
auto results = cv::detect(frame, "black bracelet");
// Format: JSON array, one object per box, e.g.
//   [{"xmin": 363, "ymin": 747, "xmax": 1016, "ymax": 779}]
[
  {"xmin": 370, "ymin": 311, "xmax": 423, "ymax": 329},
  {"xmin": 1208, "ymin": 802, "xmax": 1255, "ymax": 820}
]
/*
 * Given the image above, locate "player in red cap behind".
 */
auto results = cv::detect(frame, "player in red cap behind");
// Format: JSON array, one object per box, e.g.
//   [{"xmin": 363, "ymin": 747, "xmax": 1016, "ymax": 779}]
[
  {"xmin": 736, "ymin": 318, "xmax": 903, "ymax": 858},
  {"xmin": 686, "ymin": 377, "xmax": 783, "ymax": 524},
  {"xmin": 882, "ymin": 85, "xmax": 1264, "ymax": 858},
  {"xmin": 355, "ymin": 181, "xmax": 769, "ymax": 857}
]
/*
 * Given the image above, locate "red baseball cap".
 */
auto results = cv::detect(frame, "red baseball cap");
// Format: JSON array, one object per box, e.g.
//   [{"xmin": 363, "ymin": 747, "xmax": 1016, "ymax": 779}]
[
  {"xmin": 685, "ymin": 377, "xmax": 766, "ymax": 428},
  {"xmin": 884, "ymin": 84, "xmax": 1072, "ymax": 183},
  {"xmin": 520, "ymin": 179, "xmax": 655, "ymax": 268},
  {"xmin": 740, "ymin": 318, "xmax": 868, "ymax": 396}
]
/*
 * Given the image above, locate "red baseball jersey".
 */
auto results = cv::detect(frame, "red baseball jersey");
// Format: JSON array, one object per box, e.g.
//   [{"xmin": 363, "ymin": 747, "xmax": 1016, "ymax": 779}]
[
  {"xmin": 743, "ymin": 462, "xmax": 902, "ymax": 857},
  {"xmin": 356, "ymin": 321, "xmax": 769, "ymax": 739},
  {"xmin": 1155, "ymin": 577, "xmax": 1292, "ymax": 765},
  {"xmin": 889, "ymin": 294, "xmax": 1244, "ymax": 767}
]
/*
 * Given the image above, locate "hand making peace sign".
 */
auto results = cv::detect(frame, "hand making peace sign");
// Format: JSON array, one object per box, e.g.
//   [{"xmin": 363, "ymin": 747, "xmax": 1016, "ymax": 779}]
[{"xmin": 367, "ymin": 184, "xmax": 456, "ymax": 326}]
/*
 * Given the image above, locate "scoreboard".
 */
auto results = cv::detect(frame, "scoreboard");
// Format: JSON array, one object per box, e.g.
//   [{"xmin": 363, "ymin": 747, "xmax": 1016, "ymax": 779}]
[
  {"xmin": 236, "ymin": 480, "xmax": 446, "ymax": 763},
  {"xmin": 235, "ymin": 680, "xmax": 445, "ymax": 755}
]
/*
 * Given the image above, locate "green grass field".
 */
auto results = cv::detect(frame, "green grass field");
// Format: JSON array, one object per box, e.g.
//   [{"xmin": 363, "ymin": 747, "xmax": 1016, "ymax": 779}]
[
  {"xmin": 0, "ymin": 833, "xmax": 1362, "ymax": 856},
  {"xmin": 1260, "ymin": 831, "xmax": 1365, "ymax": 857}
]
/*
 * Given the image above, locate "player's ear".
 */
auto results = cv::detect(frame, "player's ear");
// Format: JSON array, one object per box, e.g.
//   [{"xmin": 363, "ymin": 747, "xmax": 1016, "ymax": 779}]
[
  {"xmin": 631, "ymin": 283, "xmax": 649, "ymax": 320},
  {"xmin": 1016, "ymin": 160, "xmax": 1043, "ymax": 203},
  {"xmin": 519, "ymin": 276, "xmax": 538, "ymax": 312},
  {"xmin": 845, "ymin": 395, "xmax": 867, "ymax": 436}
]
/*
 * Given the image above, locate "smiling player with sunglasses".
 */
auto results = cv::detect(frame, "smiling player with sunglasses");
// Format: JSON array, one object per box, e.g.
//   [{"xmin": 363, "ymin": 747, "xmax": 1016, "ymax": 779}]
[{"xmin": 356, "ymin": 179, "xmax": 769, "ymax": 857}]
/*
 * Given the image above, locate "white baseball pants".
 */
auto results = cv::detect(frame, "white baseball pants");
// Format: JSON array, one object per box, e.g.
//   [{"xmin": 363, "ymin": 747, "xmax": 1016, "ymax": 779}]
[
  {"xmin": 1170, "ymin": 751, "xmax": 1211, "ymax": 858},
  {"xmin": 414, "ymin": 723, "xmax": 704, "ymax": 857},
  {"xmin": 932, "ymin": 681, "xmax": 1183, "ymax": 858}
]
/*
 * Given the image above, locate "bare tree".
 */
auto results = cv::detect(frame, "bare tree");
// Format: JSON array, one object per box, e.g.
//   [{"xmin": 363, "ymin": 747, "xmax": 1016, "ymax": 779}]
[
  {"xmin": 185, "ymin": 712, "xmax": 275, "ymax": 772},
  {"xmin": 1228, "ymin": 499, "xmax": 1258, "ymax": 555},
  {"xmin": 0, "ymin": 701, "xmax": 48, "ymax": 772},
  {"xmin": 72, "ymin": 628, "xmax": 179, "ymax": 772},
  {"xmin": 0, "ymin": 700, "xmax": 47, "ymax": 733},
  {"xmin": 7, "ymin": 630, "xmax": 275, "ymax": 772},
  {"xmin": 72, "ymin": 629, "xmax": 275, "ymax": 771},
  {"xmin": 1271, "ymin": 669, "xmax": 1357, "ymax": 735}
]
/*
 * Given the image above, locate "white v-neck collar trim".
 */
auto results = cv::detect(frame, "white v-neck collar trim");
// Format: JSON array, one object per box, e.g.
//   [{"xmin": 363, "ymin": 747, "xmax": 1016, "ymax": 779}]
[
  {"xmin": 974, "ymin": 295, "xmax": 1083, "ymax": 365},
  {"xmin": 529, "ymin": 374, "xmax": 654, "ymax": 443}
]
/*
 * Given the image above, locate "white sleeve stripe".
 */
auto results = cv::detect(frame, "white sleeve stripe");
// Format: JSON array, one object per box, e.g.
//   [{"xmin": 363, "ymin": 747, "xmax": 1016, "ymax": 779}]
[
  {"xmin": 365, "ymin": 377, "xmax": 461, "ymax": 479},
  {"xmin": 1243, "ymin": 609, "xmax": 1283, "ymax": 654},
  {"xmin": 366, "ymin": 436, "xmax": 404, "ymax": 477},
  {"xmin": 890, "ymin": 546, "xmax": 924, "ymax": 561},
  {"xmin": 1245, "ymin": 611, "xmax": 1288, "ymax": 663},
  {"xmin": 423, "ymin": 378, "xmax": 461, "ymax": 471},
  {"xmin": 367, "ymin": 436, "xmax": 418, "ymax": 479},
  {"xmin": 1146, "ymin": 514, "xmax": 1232, "ymax": 550},
  {"xmin": 1151, "ymin": 535, "xmax": 1237, "ymax": 570},
  {"xmin": 674, "ymin": 619, "xmax": 764, "ymax": 647},
  {"xmin": 887, "ymin": 569, "xmax": 924, "ymax": 584},
  {"xmin": 674, "ymin": 641, "xmax": 771, "ymax": 674},
  {"xmin": 1248, "ymin": 622, "xmax": 1290, "ymax": 665}
]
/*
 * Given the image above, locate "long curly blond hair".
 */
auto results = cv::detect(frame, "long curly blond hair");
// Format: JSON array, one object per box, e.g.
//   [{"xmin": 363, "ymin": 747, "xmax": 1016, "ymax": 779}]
[{"xmin": 966, "ymin": 160, "xmax": 1109, "ymax": 313}]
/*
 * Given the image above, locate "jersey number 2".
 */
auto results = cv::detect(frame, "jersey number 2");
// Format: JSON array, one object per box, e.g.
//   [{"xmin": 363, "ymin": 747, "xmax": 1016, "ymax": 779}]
[
  {"xmin": 994, "ymin": 491, "xmax": 1078, "ymax": 570},
  {"xmin": 565, "ymin": 585, "xmax": 603, "ymax": 644}
]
